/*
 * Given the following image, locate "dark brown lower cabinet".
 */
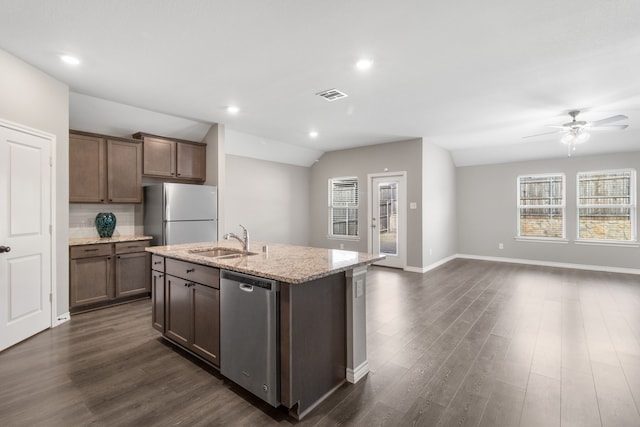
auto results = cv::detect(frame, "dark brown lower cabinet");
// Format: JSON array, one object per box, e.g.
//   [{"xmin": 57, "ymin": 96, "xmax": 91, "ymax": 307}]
[
  {"xmin": 70, "ymin": 252, "xmax": 112, "ymax": 307},
  {"xmin": 157, "ymin": 257, "xmax": 220, "ymax": 367},
  {"xmin": 192, "ymin": 283, "xmax": 220, "ymax": 363},
  {"xmin": 165, "ymin": 276, "xmax": 191, "ymax": 346},
  {"xmin": 116, "ymin": 252, "xmax": 150, "ymax": 297},
  {"xmin": 151, "ymin": 269, "xmax": 165, "ymax": 332},
  {"xmin": 69, "ymin": 240, "xmax": 150, "ymax": 312}
]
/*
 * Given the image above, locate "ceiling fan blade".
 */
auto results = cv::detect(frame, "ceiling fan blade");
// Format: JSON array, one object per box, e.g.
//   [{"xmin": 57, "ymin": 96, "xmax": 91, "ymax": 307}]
[
  {"xmin": 589, "ymin": 124, "xmax": 629, "ymax": 131},
  {"xmin": 522, "ymin": 130, "xmax": 565, "ymax": 139},
  {"xmin": 590, "ymin": 114, "xmax": 628, "ymax": 127}
]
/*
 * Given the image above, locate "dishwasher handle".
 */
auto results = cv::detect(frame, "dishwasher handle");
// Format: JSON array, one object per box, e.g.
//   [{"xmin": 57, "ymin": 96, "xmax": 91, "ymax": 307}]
[{"xmin": 239, "ymin": 284, "xmax": 254, "ymax": 293}]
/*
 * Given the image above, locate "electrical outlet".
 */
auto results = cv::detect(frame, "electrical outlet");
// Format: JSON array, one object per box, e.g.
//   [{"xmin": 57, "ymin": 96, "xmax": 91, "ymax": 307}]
[
  {"xmin": 498, "ymin": 243, "xmax": 504, "ymax": 250},
  {"xmin": 429, "ymin": 248, "xmax": 433, "ymax": 256},
  {"xmin": 340, "ymin": 243, "xmax": 344, "ymax": 249},
  {"xmin": 356, "ymin": 280, "xmax": 364, "ymax": 298}
]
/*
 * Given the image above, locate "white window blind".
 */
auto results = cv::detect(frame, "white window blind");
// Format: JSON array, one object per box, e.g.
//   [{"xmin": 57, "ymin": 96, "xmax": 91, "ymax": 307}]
[
  {"xmin": 329, "ymin": 177, "xmax": 358, "ymax": 237},
  {"xmin": 577, "ymin": 169, "xmax": 636, "ymax": 241},
  {"xmin": 517, "ymin": 174, "xmax": 565, "ymax": 238}
]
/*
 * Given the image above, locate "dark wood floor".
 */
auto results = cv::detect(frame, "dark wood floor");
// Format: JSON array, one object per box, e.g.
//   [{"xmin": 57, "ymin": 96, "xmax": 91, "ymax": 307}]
[{"xmin": 2, "ymin": 259, "xmax": 640, "ymax": 426}]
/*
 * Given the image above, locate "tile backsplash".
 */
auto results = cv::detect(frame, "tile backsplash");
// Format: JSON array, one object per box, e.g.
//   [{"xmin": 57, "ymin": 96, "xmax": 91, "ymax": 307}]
[{"xmin": 69, "ymin": 204, "xmax": 143, "ymax": 238}]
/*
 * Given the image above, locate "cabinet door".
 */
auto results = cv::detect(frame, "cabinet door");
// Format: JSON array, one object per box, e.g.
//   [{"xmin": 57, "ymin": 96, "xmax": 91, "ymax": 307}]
[
  {"xmin": 107, "ymin": 139, "xmax": 142, "ymax": 203},
  {"xmin": 176, "ymin": 142, "xmax": 206, "ymax": 181},
  {"xmin": 191, "ymin": 284, "xmax": 220, "ymax": 365},
  {"xmin": 70, "ymin": 255, "xmax": 112, "ymax": 307},
  {"xmin": 69, "ymin": 133, "xmax": 105, "ymax": 202},
  {"xmin": 115, "ymin": 252, "xmax": 150, "ymax": 298},
  {"xmin": 165, "ymin": 276, "xmax": 191, "ymax": 346},
  {"xmin": 143, "ymin": 137, "xmax": 175, "ymax": 177},
  {"xmin": 151, "ymin": 270, "xmax": 165, "ymax": 332}
]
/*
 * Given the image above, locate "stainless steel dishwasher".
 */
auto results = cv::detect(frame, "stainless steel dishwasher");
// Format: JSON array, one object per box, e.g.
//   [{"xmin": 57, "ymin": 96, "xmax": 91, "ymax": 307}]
[{"xmin": 220, "ymin": 269, "xmax": 280, "ymax": 407}]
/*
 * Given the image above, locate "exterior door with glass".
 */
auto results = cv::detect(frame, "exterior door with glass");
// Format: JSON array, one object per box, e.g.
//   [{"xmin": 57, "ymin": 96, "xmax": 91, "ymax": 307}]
[{"xmin": 369, "ymin": 174, "xmax": 406, "ymax": 269}]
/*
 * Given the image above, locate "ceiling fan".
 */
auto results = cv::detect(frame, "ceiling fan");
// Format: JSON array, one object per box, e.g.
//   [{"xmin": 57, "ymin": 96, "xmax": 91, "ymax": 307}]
[{"xmin": 524, "ymin": 110, "xmax": 629, "ymax": 156}]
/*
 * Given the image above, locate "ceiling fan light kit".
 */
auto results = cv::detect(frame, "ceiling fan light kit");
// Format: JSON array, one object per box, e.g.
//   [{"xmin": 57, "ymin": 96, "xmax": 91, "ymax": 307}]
[
  {"xmin": 524, "ymin": 110, "xmax": 629, "ymax": 157},
  {"xmin": 560, "ymin": 128, "xmax": 591, "ymax": 156}
]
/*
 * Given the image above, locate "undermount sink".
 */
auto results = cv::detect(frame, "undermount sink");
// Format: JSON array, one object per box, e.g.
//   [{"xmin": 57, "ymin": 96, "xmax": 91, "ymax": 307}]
[{"xmin": 189, "ymin": 247, "xmax": 257, "ymax": 259}]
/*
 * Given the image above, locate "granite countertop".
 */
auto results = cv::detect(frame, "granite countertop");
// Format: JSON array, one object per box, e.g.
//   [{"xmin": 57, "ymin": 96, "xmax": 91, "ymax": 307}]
[
  {"xmin": 69, "ymin": 235, "xmax": 153, "ymax": 246},
  {"xmin": 146, "ymin": 241, "xmax": 385, "ymax": 284}
]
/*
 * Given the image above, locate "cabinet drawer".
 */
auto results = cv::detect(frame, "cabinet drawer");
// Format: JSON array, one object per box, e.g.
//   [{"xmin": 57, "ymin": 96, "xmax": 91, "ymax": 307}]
[
  {"xmin": 151, "ymin": 254, "xmax": 165, "ymax": 272},
  {"xmin": 70, "ymin": 244, "xmax": 112, "ymax": 259},
  {"xmin": 115, "ymin": 240, "xmax": 150, "ymax": 254},
  {"xmin": 166, "ymin": 258, "xmax": 219, "ymax": 288}
]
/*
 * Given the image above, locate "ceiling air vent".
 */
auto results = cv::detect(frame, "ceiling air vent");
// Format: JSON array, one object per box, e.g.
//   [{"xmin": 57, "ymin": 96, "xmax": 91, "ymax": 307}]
[{"xmin": 316, "ymin": 88, "xmax": 348, "ymax": 101}]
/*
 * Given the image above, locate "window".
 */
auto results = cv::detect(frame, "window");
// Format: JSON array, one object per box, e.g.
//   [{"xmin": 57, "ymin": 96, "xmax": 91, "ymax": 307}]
[
  {"xmin": 577, "ymin": 169, "xmax": 636, "ymax": 242},
  {"xmin": 517, "ymin": 174, "xmax": 565, "ymax": 238},
  {"xmin": 329, "ymin": 177, "xmax": 358, "ymax": 237}
]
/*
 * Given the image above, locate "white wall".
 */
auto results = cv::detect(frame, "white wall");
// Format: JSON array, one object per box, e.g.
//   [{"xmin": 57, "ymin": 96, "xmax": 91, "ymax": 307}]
[
  {"xmin": 457, "ymin": 151, "xmax": 640, "ymax": 271},
  {"xmin": 224, "ymin": 155, "xmax": 310, "ymax": 246},
  {"xmin": 0, "ymin": 48, "xmax": 69, "ymax": 317},
  {"xmin": 423, "ymin": 142, "xmax": 457, "ymax": 268},
  {"xmin": 309, "ymin": 139, "xmax": 424, "ymax": 268}
]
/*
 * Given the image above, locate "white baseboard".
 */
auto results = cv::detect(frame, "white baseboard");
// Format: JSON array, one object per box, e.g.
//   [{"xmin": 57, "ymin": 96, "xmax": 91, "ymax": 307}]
[
  {"xmin": 346, "ymin": 360, "xmax": 369, "ymax": 384},
  {"xmin": 53, "ymin": 312, "xmax": 70, "ymax": 327},
  {"xmin": 405, "ymin": 254, "xmax": 458, "ymax": 274},
  {"xmin": 456, "ymin": 254, "xmax": 640, "ymax": 275}
]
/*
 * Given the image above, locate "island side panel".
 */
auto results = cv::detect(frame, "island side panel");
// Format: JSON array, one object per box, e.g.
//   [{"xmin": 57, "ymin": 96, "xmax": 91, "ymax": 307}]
[
  {"xmin": 345, "ymin": 266, "xmax": 369, "ymax": 382},
  {"xmin": 280, "ymin": 273, "xmax": 346, "ymax": 418}
]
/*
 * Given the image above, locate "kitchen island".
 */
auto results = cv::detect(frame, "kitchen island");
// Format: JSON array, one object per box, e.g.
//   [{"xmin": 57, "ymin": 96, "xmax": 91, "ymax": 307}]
[{"xmin": 146, "ymin": 241, "xmax": 383, "ymax": 419}]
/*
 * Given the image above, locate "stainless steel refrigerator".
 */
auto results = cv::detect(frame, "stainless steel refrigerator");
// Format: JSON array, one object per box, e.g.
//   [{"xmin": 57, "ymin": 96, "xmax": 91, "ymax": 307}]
[{"xmin": 144, "ymin": 183, "xmax": 217, "ymax": 246}]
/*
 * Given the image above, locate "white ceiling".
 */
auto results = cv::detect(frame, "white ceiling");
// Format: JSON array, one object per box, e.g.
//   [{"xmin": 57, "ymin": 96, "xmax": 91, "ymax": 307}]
[{"xmin": 1, "ymin": 0, "xmax": 639, "ymax": 166}]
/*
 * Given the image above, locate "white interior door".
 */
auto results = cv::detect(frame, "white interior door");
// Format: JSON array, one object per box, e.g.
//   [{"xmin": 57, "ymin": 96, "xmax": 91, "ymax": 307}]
[
  {"xmin": 0, "ymin": 122, "xmax": 52, "ymax": 352},
  {"xmin": 369, "ymin": 173, "xmax": 406, "ymax": 269}
]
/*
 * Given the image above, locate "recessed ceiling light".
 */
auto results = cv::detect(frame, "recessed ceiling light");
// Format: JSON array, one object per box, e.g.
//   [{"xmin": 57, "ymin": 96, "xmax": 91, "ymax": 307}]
[
  {"xmin": 309, "ymin": 131, "xmax": 319, "ymax": 138},
  {"xmin": 227, "ymin": 106, "xmax": 240, "ymax": 114},
  {"xmin": 60, "ymin": 55, "xmax": 81, "ymax": 66},
  {"xmin": 356, "ymin": 58, "xmax": 373, "ymax": 71}
]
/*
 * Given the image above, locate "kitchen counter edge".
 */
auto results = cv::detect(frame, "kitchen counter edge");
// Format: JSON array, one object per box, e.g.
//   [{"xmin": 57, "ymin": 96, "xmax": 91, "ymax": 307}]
[
  {"xmin": 145, "ymin": 241, "xmax": 385, "ymax": 285},
  {"xmin": 70, "ymin": 235, "xmax": 153, "ymax": 246}
]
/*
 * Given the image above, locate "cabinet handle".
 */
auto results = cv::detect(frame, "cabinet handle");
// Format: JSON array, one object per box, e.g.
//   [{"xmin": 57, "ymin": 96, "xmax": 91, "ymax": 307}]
[
  {"xmin": 184, "ymin": 282, "xmax": 195, "ymax": 287},
  {"xmin": 100, "ymin": 199, "xmax": 105, "ymax": 202},
  {"xmin": 117, "ymin": 256, "xmax": 121, "ymax": 259},
  {"xmin": 153, "ymin": 261, "xmax": 162, "ymax": 265},
  {"xmin": 158, "ymin": 274, "xmax": 164, "ymax": 278},
  {"xmin": 84, "ymin": 248, "xmax": 99, "ymax": 252},
  {"xmin": 186, "ymin": 268, "xmax": 195, "ymax": 273}
]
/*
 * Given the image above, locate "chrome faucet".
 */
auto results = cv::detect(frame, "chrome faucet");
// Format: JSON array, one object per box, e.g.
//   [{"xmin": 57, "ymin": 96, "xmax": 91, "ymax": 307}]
[{"xmin": 223, "ymin": 224, "xmax": 250, "ymax": 253}]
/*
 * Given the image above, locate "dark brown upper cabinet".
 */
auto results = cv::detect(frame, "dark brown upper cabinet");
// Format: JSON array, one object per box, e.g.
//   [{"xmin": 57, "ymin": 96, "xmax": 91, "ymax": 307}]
[
  {"xmin": 69, "ymin": 130, "xmax": 142, "ymax": 203},
  {"xmin": 133, "ymin": 132, "xmax": 206, "ymax": 182}
]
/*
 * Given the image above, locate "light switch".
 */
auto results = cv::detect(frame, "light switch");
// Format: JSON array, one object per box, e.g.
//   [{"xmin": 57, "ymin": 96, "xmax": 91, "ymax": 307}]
[{"xmin": 409, "ymin": 202, "xmax": 417, "ymax": 209}]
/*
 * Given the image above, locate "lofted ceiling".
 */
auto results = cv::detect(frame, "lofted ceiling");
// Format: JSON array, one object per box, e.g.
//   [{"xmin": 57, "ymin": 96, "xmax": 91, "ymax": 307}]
[{"xmin": 1, "ymin": 0, "xmax": 639, "ymax": 166}]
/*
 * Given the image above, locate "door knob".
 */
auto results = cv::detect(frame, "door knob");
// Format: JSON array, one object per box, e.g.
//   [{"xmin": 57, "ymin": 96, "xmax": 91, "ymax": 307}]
[{"xmin": 0, "ymin": 246, "xmax": 11, "ymax": 253}]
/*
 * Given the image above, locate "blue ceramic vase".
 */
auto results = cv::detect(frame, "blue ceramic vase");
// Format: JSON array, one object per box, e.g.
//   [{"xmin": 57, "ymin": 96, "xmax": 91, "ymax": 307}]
[{"xmin": 95, "ymin": 212, "xmax": 116, "ymax": 238}]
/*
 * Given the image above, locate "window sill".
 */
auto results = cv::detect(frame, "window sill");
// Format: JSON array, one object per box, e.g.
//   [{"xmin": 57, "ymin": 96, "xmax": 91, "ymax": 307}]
[
  {"xmin": 575, "ymin": 240, "xmax": 639, "ymax": 248},
  {"xmin": 327, "ymin": 235, "xmax": 360, "ymax": 242},
  {"xmin": 515, "ymin": 237, "xmax": 569, "ymax": 244}
]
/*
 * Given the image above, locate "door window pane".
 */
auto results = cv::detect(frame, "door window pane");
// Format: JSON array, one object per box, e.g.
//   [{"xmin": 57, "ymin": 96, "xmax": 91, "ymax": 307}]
[{"xmin": 378, "ymin": 182, "xmax": 398, "ymax": 254}]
